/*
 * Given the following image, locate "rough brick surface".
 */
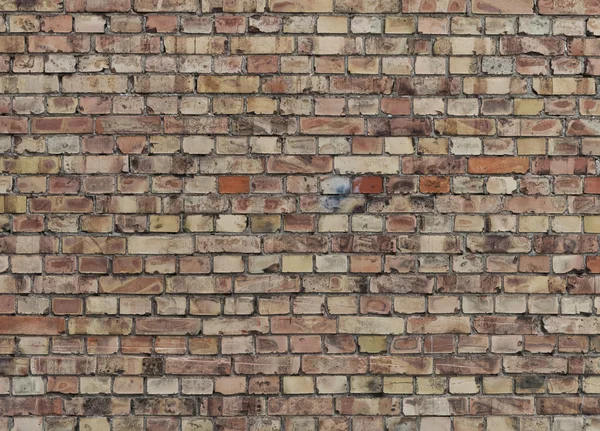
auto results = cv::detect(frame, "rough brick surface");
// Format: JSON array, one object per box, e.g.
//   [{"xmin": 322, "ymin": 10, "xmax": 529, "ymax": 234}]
[{"xmin": 0, "ymin": 0, "xmax": 599, "ymax": 429}]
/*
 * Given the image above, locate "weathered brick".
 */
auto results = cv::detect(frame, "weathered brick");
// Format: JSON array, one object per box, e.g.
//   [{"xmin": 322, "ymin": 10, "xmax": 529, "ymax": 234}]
[
  {"xmin": 269, "ymin": 0, "xmax": 331, "ymax": 12},
  {"xmin": 336, "ymin": 0, "xmax": 398, "ymax": 13},
  {"xmin": 468, "ymin": 157, "xmax": 529, "ymax": 174},
  {"xmin": 0, "ymin": 316, "xmax": 65, "ymax": 334},
  {"xmin": 539, "ymin": 0, "xmax": 600, "ymax": 14},
  {"xmin": 68, "ymin": 317, "xmax": 132, "ymax": 335},
  {"xmin": 403, "ymin": 0, "xmax": 466, "ymax": 13},
  {"xmin": 134, "ymin": 0, "xmax": 199, "ymax": 11},
  {"xmin": 473, "ymin": 0, "xmax": 533, "ymax": 14},
  {"xmin": 136, "ymin": 318, "xmax": 200, "ymax": 335}
]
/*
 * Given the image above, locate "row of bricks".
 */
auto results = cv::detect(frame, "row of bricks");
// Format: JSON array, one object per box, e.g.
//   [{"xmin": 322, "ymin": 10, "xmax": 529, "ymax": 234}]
[
  {"xmin": 0, "ymin": 353, "xmax": 597, "ymax": 375},
  {"xmin": 1, "ymin": 0, "xmax": 597, "ymax": 14},
  {"xmin": 4, "ymin": 136, "xmax": 600, "ymax": 157},
  {"xmin": 6, "ymin": 212, "xmax": 600, "ymax": 233},
  {"xmin": 1, "ymin": 155, "xmax": 598, "ymax": 174},
  {"xmin": 5, "ymin": 116, "xmax": 600, "ymax": 137},
  {"xmin": 4, "ymin": 32, "xmax": 526, "ymax": 53},
  {"xmin": 3, "ymin": 0, "xmax": 600, "ymax": 15},
  {"xmin": 3, "ymin": 333, "xmax": 600, "ymax": 356},
  {"xmin": 0, "ymin": 314, "xmax": 599, "ymax": 335},
  {"xmin": 8, "ymin": 273, "xmax": 600, "ymax": 295},
  {"xmin": 1, "ymin": 254, "xmax": 600, "ymax": 282},
  {"xmin": 2, "ymin": 285, "xmax": 600, "ymax": 310},
  {"xmin": 2, "ymin": 231, "xmax": 600, "ymax": 252},
  {"xmin": 1, "ymin": 393, "xmax": 600, "ymax": 416},
  {"xmin": 6, "ymin": 95, "xmax": 600, "ymax": 119},
  {"xmin": 8, "ymin": 97, "xmax": 600, "ymax": 120},
  {"xmin": 1, "ymin": 75, "xmax": 600, "ymax": 95},
  {"xmin": 6, "ymin": 97, "xmax": 600, "ymax": 120},
  {"xmin": 4, "ymin": 175, "xmax": 600, "ymax": 196},
  {"xmin": 8, "ymin": 34, "xmax": 600, "ymax": 56},
  {"xmin": 2, "ymin": 14, "xmax": 600, "ymax": 36},
  {"xmin": 2, "ymin": 273, "xmax": 600, "ymax": 297},
  {"xmin": 6, "ymin": 99, "xmax": 600, "ymax": 124},
  {"xmin": 0, "ymin": 415, "xmax": 595, "ymax": 431},
  {"xmin": 5, "ymin": 373, "xmax": 600, "ymax": 396},
  {"xmin": 2, "ymin": 154, "xmax": 595, "ymax": 171},
  {"xmin": 2, "ymin": 176, "xmax": 600, "ymax": 198},
  {"xmin": 2, "ymin": 288, "xmax": 599, "ymax": 313},
  {"xmin": 5, "ymin": 195, "xmax": 600, "ymax": 214},
  {"xmin": 3, "ymin": 251, "xmax": 600, "ymax": 274},
  {"xmin": 4, "ymin": 54, "xmax": 600, "ymax": 76}
]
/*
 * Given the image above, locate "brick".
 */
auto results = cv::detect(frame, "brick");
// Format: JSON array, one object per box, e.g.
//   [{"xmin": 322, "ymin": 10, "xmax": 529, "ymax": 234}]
[
  {"xmin": 473, "ymin": 0, "xmax": 533, "ymax": 14},
  {"xmin": 335, "ymin": 0, "xmax": 399, "ymax": 13},
  {"xmin": 371, "ymin": 357, "xmax": 433, "ymax": 375},
  {"xmin": 96, "ymin": 116, "xmax": 162, "ymax": 134},
  {"xmin": 0, "ymin": 0, "xmax": 63, "ymax": 11},
  {"xmin": 269, "ymin": 0, "xmax": 332, "ymax": 12},
  {"xmin": 68, "ymin": 317, "xmax": 132, "ymax": 335},
  {"xmin": 197, "ymin": 76, "xmax": 259, "ymax": 93},
  {"xmin": 96, "ymin": 35, "xmax": 160, "ymax": 53},
  {"xmin": 0, "ymin": 316, "xmax": 65, "ymax": 334},
  {"xmin": 470, "ymin": 397, "xmax": 535, "ymax": 415},
  {"xmin": 29, "ymin": 35, "xmax": 89, "ymax": 52},
  {"xmin": 302, "ymin": 355, "xmax": 367, "ymax": 374},
  {"xmin": 66, "ymin": 0, "xmax": 131, "ymax": 12},
  {"xmin": 231, "ymin": 36, "xmax": 294, "ymax": 54},
  {"xmin": 0, "ymin": 76, "xmax": 58, "ymax": 93},
  {"xmin": 164, "ymin": 36, "xmax": 227, "ymax": 54},
  {"xmin": 134, "ymin": 0, "xmax": 199, "ymax": 11},
  {"xmin": 300, "ymin": 118, "xmax": 364, "ymax": 135},
  {"xmin": 468, "ymin": 157, "xmax": 529, "ymax": 174},
  {"xmin": 204, "ymin": 317, "xmax": 268, "ymax": 335},
  {"xmin": 235, "ymin": 355, "xmax": 299, "ymax": 374},
  {"xmin": 533, "ymin": 77, "xmax": 595, "ymax": 95},
  {"xmin": 403, "ymin": 0, "xmax": 466, "ymax": 13},
  {"xmin": 136, "ymin": 318, "xmax": 200, "ymax": 335},
  {"xmin": 539, "ymin": 0, "xmax": 600, "ymax": 14},
  {"xmin": 267, "ymin": 156, "xmax": 332, "ymax": 174},
  {"xmin": 500, "ymin": 36, "xmax": 563, "ymax": 56},
  {"xmin": 403, "ymin": 397, "xmax": 468, "ymax": 415}
]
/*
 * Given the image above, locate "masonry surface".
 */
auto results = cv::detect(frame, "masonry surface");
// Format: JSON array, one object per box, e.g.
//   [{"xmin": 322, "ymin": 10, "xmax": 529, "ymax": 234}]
[{"xmin": 2, "ymin": 0, "xmax": 600, "ymax": 429}]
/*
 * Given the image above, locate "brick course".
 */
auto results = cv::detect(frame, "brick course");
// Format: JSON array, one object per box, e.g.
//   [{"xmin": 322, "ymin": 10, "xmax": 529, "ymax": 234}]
[{"xmin": 0, "ymin": 0, "xmax": 599, "ymax": 429}]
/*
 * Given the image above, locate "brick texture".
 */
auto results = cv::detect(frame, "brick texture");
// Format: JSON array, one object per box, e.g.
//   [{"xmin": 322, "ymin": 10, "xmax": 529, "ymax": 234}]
[{"xmin": 0, "ymin": 0, "xmax": 599, "ymax": 429}]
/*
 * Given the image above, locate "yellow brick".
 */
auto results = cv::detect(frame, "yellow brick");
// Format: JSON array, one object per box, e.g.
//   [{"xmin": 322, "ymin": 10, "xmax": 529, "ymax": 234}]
[
  {"xmin": 197, "ymin": 76, "xmax": 260, "ymax": 94},
  {"xmin": 514, "ymin": 98, "xmax": 544, "ymax": 116},
  {"xmin": 519, "ymin": 216, "xmax": 549, "ymax": 233},
  {"xmin": 1, "ymin": 157, "xmax": 61, "ymax": 174},
  {"xmin": 358, "ymin": 336, "xmax": 387, "ymax": 353},
  {"xmin": 517, "ymin": 138, "xmax": 546, "ymax": 155},
  {"xmin": 317, "ymin": 16, "xmax": 348, "ymax": 33},
  {"xmin": 282, "ymin": 255, "xmax": 313, "ymax": 273},
  {"xmin": 0, "ymin": 196, "xmax": 26, "ymax": 213},
  {"xmin": 283, "ymin": 376, "xmax": 314, "ymax": 394},
  {"xmin": 385, "ymin": 17, "xmax": 416, "ymax": 34},
  {"xmin": 384, "ymin": 376, "xmax": 413, "ymax": 394},
  {"xmin": 584, "ymin": 216, "xmax": 600, "ymax": 233},
  {"xmin": 150, "ymin": 215, "xmax": 180, "ymax": 233}
]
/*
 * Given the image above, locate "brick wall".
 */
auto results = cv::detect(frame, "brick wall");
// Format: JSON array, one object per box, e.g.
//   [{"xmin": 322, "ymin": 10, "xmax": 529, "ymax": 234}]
[{"xmin": 0, "ymin": 0, "xmax": 599, "ymax": 429}]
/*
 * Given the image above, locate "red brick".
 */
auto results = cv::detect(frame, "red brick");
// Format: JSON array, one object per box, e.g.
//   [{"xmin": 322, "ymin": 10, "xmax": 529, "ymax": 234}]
[
  {"xmin": 352, "ymin": 177, "xmax": 383, "ymax": 194},
  {"xmin": 218, "ymin": 176, "xmax": 250, "ymax": 194},
  {"xmin": 0, "ymin": 316, "xmax": 65, "ymax": 335}
]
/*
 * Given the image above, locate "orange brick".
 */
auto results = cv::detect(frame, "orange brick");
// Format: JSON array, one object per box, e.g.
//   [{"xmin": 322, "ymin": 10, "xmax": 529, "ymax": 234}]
[
  {"xmin": 420, "ymin": 176, "xmax": 451, "ymax": 194},
  {"xmin": 218, "ymin": 176, "xmax": 250, "ymax": 194},
  {"xmin": 352, "ymin": 177, "xmax": 383, "ymax": 194}
]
